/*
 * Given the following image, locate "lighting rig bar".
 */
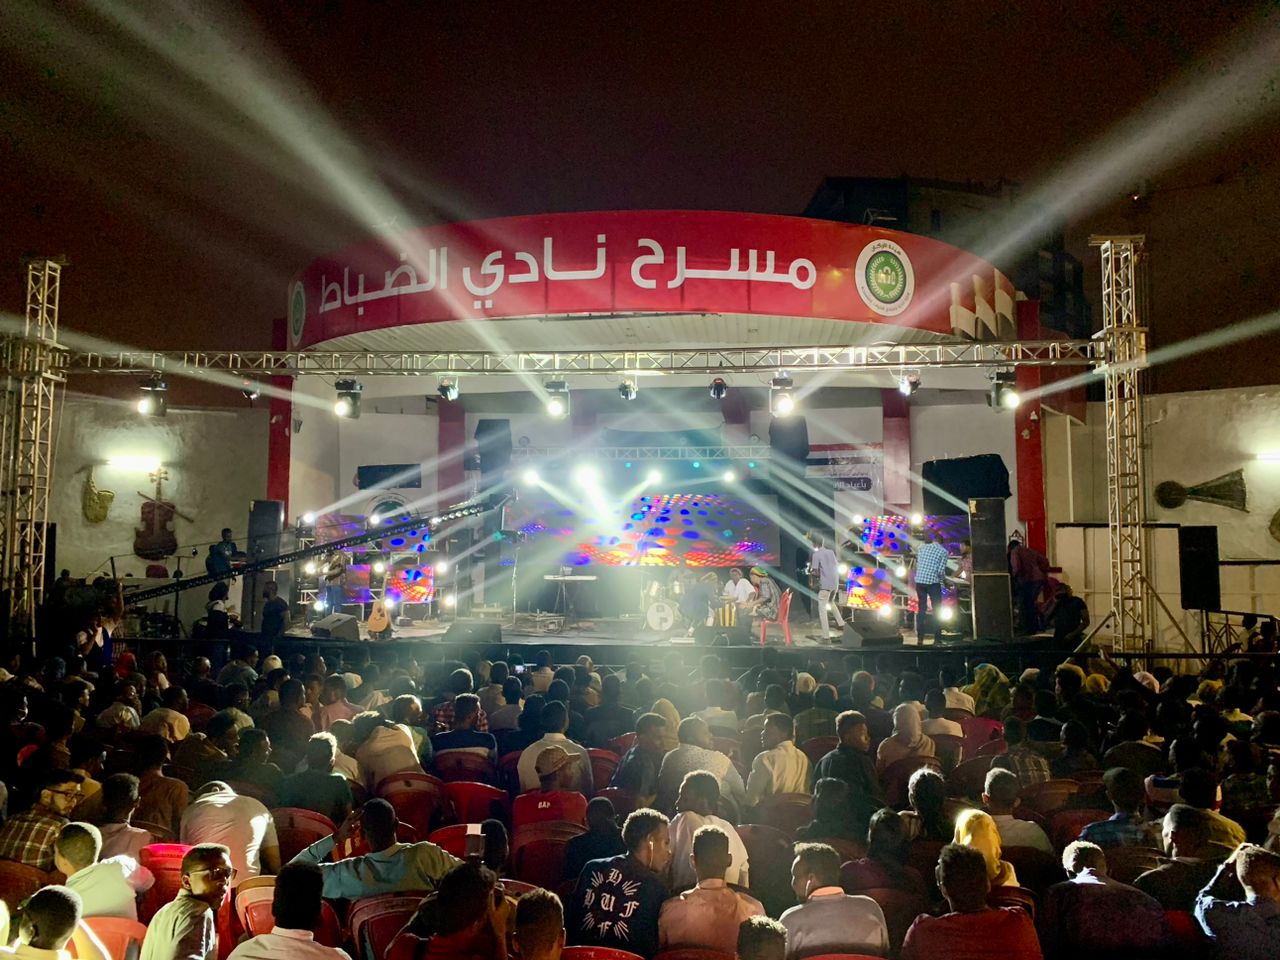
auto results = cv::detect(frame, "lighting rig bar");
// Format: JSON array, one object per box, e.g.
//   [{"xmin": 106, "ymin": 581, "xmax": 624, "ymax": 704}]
[
  {"xmin": 510, "ymin": 444, "xmax": 774, "ymax": 461},
  {"xmin": 56, "ymin": 339, "xmax": 1105, "ymax": 378},
  {"xmin": 121, "ymin": 495, "xmax": 499, "ymax": 605}
]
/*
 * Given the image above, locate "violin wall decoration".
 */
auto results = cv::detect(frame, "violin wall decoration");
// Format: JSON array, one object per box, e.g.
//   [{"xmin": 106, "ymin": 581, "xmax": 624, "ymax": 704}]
[{"xmin": 134, "ymin": 468, "xmax": 194, "ymax": 561}]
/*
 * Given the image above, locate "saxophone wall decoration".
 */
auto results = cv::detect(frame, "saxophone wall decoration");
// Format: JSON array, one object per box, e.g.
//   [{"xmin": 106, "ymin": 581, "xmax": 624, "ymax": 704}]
[{"xmin": 82, "ymin": 466, "xmax": 116, "ymax": 524}]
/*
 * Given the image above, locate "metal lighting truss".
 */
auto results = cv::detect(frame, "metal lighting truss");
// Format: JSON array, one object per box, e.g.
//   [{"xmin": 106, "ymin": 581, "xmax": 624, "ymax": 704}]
[
  {"xmin": 0, "ymin": 260, "xmax": 66, "ymax": 641},
  {"xmin": 58, "ymin": 338, "xmax": 1104, "ymax": 377},
  {"xmin": 510, "ymin": 444, "xmax": 774, "ymax": 462},
  {"xmin": 1090, "ymin": 235, "xmax": 1151, "ymax": 657}
]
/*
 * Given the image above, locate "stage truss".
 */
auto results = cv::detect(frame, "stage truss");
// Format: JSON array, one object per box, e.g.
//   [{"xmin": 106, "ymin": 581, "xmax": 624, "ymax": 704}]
[{"xmin": 1, "ymin": 249, "xmax": 1152, "ymax": 653}]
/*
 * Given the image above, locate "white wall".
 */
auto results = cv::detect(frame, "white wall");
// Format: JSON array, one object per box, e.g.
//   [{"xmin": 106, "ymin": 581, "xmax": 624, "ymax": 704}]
[
  {"xmin": 51, "ymin": 393, "xmax": 268, "ymax": 578},
  {"xmin": 909, "ymin": 401, "xmax": 1021, "ymax": 535}
]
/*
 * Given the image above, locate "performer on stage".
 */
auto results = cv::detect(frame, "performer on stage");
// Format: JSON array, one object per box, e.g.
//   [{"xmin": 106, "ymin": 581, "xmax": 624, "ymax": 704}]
[
  {"xmin": 746, "ymin": 566, "xmax": 781, "ymax": 623},
  {"xmin": 323, "ymin": 550, "xmax": 347, "ymax": 612},
  {"xmin": 912, "ymin": 530, "xmax": 949, "ymax": 640},
  {"xmin": 722, "ymin": 568, "xmax": 756, "ymax": 606},
  {"xmin": 808, "ymin": 532, "xmax": 848, "ymax": 641}
]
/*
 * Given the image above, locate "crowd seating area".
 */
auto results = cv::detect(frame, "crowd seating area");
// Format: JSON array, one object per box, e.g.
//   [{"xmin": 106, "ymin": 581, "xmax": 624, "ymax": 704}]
[{"xmin": 1, "ymin": 638, "xmax": 1279, "ymax": 960}]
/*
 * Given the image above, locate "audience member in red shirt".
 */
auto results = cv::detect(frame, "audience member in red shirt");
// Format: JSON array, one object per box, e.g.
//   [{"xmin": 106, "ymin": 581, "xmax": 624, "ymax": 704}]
[
  {"xmin": 901, "ymin": 843, "xmax": 1042, "ymax": 960},
  {"xmin": 512, "ymin": 745, "xmax": 588, "ymax": 830}
]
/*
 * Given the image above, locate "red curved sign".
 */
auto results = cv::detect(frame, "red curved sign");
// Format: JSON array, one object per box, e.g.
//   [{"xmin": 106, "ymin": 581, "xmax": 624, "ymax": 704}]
[{"xmin": 288, "ymin": 210, "xmax": 1013, "ymax": 349}]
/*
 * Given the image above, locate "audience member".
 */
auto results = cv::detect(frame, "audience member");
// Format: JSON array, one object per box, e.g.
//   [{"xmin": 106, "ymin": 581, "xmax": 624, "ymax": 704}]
[
  {"xmin": 745, "ymin": 714, "xmax": 810, "ymax": 808},
  {"xmin": 138, "ymin": 686, "xmax": 192, "ymax": 743},
  {"xmin": 940, "ymin": 666, "xmax": 976, "ymax": 713},
  {"xmin": 1049, "ymin": 720, "xmax": 1099, "ymax": 778},
  {"xmin": 780, "ymin": 842, "xmax": 888, "ymax": 959},
  {"xmin": 315, "ymin": 675, "xmax": 359, "ymax": 731},
  {"xmin": 223, "ymin": 727, "xmax": 283, "ymax": 803},
  {"xmin": 518, "ymin": 701, "xmax": 593, "ymax": 795},
  {"xmin": 171, "ymin": 711, "xmax": 240, "ymax": 789},
  {"xmin": 923, "ymin": 688, "xmax": 964, "ymax": 738},
  {"xmin": 432, "ymin": 693, "xmax": 498, "ymax": 761},
  {"xmin": 226, "ymin": 862, "xmax": 349, "ymax": 959},
  {"xmin": 1102, "ymin": 712, "xmax": 1166, "ymax": 778},
  {"xmin": 564, "ymin": 798, "xmax": 626, "ymax": 881},
  {"xmin": 1180, "ymin": 767, "xmax": 1248, "ymax": 855},
  {"xmin": 812, "ymin": 710, "xmax": 884, "ymax": 836},
  {"xmin": 584, "ymin": 675, "xmax": 634, "ymax": 749},
  {"xmin": 983, "ymin": 768, "xmax": 1052, "ymax": 854},
  {"xmin": 2, "ymin": 885, "xmax": 110, "ymax": 960},
  {"xmin": 659, "ymin": 825, "xmax": 765, "ymax": 952},
  {"xmin": 990, "ymin": 717, "xmax": 1051, "ymax": 786},
  {"xmin": 140, "ymin": 843, "xmax": 233, "ymax": 960},
  {"xmin": 609, "ymin": 713, "xmax": 667, "ymax": 806},
  {"xmin": 566, "ymin": 808, "xmax": 671, "ymax": 958},
  {"xmin": 397, "ymin": 861, "xmax": 507, "ymax": 960},
  {"xmin": 901, "ymin": 767, "xmax": 954, "ymax": 842},
  {"xmin": 489, "ymin": 677, "xmax": 525, "ymax": 732},
  {"xmin": 97, "ymin": 773, "xmax": 152, "ymax": 860},
  {"xmin": 793, "ymin": 685, "xmax": 839, "ymax": 745},
  {"xmin": 876, "ymin": 703, "xmax": 937, "ymax": 773},
  {"xmin": 1134, "ymin": 803, "xmax": 1227, "ymax": 910},
  {"xmin": 134, "ymin": 734, "xmax": 190, "ymax": 837},
  {"xmin": 55, "ymin": 821, "xmax": 155, "ymax": 920},
  {"xmin": 179, "ymin": 781, "xmax": 281, "ymax": 885},
  {"xmin": 1026, "ymin": 690, "xmax": 1064, "ymax": 743},
  {"xmin": 656, "ymin": 716, "xmax": 746, "ymax": 816},
  {"xmin": 1079, "ymin": 768, "xmax": 1161, "ymax": 848},
  {"xmin": 478, "ymin": 662, "xmax": 509, "ymax": 717},
  {"xmin": 670, "ymin": 771, "xmax": 750, "ymax": 890},
  {"xmin": 900, "ymin": 844, "xmax": 1042, "ymax": 960},
  {"xmin": 514, "ymin": 888, "xmax": 565, "ymax": 960},
  {"xmin": 514, "ymin": 746, "xmax": 589, "ymax": 829},
  {"xmin": 278, "ymin": 733, "xmax": 355, "ymax": 825},
  {"xmin": 736, "ymin": 916, "xmax": 787, "ymax": 960},
  {"xmin": 954, "ymin": 808, "xmax": 1018, "ymax": 887},
  {"xmin": 0, "ymin": 768, "xmax": 83, "ymax": 870},
  {"xmin": 1195, "ymin": 842, "xmax": 1280, "ymax": 960},
  {"xmin": 841, "ymin": 808, "xmax": 926, "ymax": 896},
  {"xmin": 432, "ymin": 668, "xmax": 490, "ymax": 732}
]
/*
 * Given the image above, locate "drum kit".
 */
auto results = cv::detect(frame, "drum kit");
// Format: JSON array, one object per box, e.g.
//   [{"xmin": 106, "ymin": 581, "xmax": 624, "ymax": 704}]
[{"xmin": 643, "ymin": 577, "xmax": 681, "ymax": 632}]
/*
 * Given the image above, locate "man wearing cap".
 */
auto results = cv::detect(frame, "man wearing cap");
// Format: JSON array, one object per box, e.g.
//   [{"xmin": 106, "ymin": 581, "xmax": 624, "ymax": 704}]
[
  {"xmin": 514, "ymin": 745, "xmax": 589, "ymax": 830},
  {"xmin": 517, "ymin": 700, "xmax": 593, "ymax": 794}
]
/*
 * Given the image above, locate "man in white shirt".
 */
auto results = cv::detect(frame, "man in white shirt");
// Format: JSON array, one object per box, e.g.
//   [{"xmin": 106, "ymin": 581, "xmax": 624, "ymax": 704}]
[
  {"xmin": 55, "ymin": 822, "xmax": 155, "ymax": 921},
  {"xmin": 659, "ymin": 825, "xmax": 764, "ymax": 953},
  {"xmin": 922, "ymin": 689, "xmax": 964, "ymax": 740},
  {"xmin": 939, "ymin": 667, "xmax": 976, "ymax": 713},
  {"xmin": 808, "ymin": 533, "xmax": 847, "ymax": 640},
  {"xmin": 722, "ymin": 568, "xmax": 756, "ymax": 606},
  {"xmin": 227, "ymin": 862, "xmax": 351, "ymax": 959},
  {"xmin": 517, "ymin": 700, "xmax": 593, "ymax": 794},
  {"xmin": 745, "ymin": 715, "xmax": 811, "ymax": 808},
  {"xmin": 669, "ymin": 771, "xmax": 750, "ymax": 890},
  {"xmin": 140, "ymin": 844, "xmax": 232, "ymax": 960},
  {"xmin": 693, "ymin": 679, "xmax": 741, "ymax": 737},
  {"xmin": 781, "ymin": 843, "xmax": 889, "ymax": 960},
  {"xmin": 180, "ymin": 781, "xmax": 281, "ymax": 885},
  {"xmin": 98, "ymin": 773, "xmax": 154, "ymax": 862},
  {"xmin": 983, "ymin": 768, "xmax": 1053, "ymax": 854}
]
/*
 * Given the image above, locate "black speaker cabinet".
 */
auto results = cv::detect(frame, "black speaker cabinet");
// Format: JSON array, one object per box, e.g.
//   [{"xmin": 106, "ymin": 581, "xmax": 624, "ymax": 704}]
[
  {"xmin": 1178, "ymin": 525, "xmax": 1221, "ymax": 611},
  {"xmin": 971, "ymin": 573, "xmax": 1014, "ymax": 642},
  {"xmin": 968, "ymin": 498, "xmax": 1008, "ymax": 575},
  {"xmin": 844, "ymin": 609, "xmax": 903, "ymax": 648},
  {"xmin": 443, "ymin": 621, "xmax": 503, "ymax": 645},
  {"xmin": 310, "ymin": 613, "xmax": 360, "ymax": 642},
  {"xmin": 247, "ymin": 500, "xmax": 285, "ymax": 560}
]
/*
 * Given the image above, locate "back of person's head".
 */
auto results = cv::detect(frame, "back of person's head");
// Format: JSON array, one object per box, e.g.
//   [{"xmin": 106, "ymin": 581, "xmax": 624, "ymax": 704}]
[
  {"xmin": 273, "ymin": 862, "xmax": 324, "ymax": 930},
  {"xmin": 1116, "ymin": 710, "xmax": 1149, "ymax": 742},
  {"xmin": 811, "ymin": 777, "xmax": 850, "ymax": 824},
  {"xmin": 692, "ymin": 824, "xmax": 732, "ymax": 879},
  {"xmin": 541, "ymin": 699, "xmax": 569, "ymax": 734},
  {"xmin": 502, "ymin": 677, "xmax": 523, "ymax": 705},
  {"xmin": 1034, "ymin": 689, "xmax": 1058, "ymax": 717},
  {"xmin": 1056, "ymin": 664, "xmax": 1084, "ymax": 699},
  {"xmin": 55, "ymin": 822, "xmax": 101, "ymax": 871},
  {"xmin": 983, "ymin": 767, "xmax": 1021, "ymax": 812},
  {"xmin": 1179, "ymin": 768, "xmax": 1219, "ymax": 809},
  {"xmin": 763, "ymin": 713, "xmax": 794, "ymax": 742},
  {"xmin": 160, "ymin": 685, "xmax": 187, "ymax": 710},
  {"xmin": 866, "ymin": 808, "xmax": 909, "ymax": 865},
  {"xmin": 1062, "ymin": 840, "xmax": 1107, "ymax": 876},
  {"xmin": 102, "ymin": 773, "xmax": 141, "ymax": 823},
  {"xmin": 1103, "ymin": 767, "xmax": 1146, "ymax": 811},
  {"xmin": 489, "ymin": 662, "xmax": 509, "ymax": 686},
  {"xmin": 205, "ymin": 712, "xmax": 238, "ymax": 744},
  {"xmin": 940, "ymin": 665, "xmax": 961, "ymax": 689},
  {"xmin": 763, "ymin": 683, "xmax": 787, "ymax": 711},
  {"xmin": 936, "ymin": 843, "xmax": 990, "ymax": 911},
  {"xmin": 546, "ymin": 679, "xmax": 570, "ymax": 705},
  {"xmin": 453, "ymin": 693, "xmax": 480, "ymax": 727},
  {"xmin": 677, "ymin": 716, "xmax": 707, "ymax": 745},
  {"xmin": 793, "ymin": 842, "xmax": 841, "ymax": 888},
  {"xmin": 622, "ymin": 808, "xmax": 670, "ymax": 853},
  {"xmin": 898, "ymin": 671, "xmax": 925, "ymax": 703},
  {"xmin": 278, "ymin": 678, "xmax": 305, "ymax": 710},
  {"xmin": 18, "ymin": 885, "xmax": 81, "ymax": 950},
  {"xmin": 553, "ymin": 666, "xmax": 576, "ymax": 688},
  {"xmin": 601, "ymin": 674, "xmax": 621, "ymax": 703},
  {"xmin": 1169, "ymin": 737, "xmax": 1209, "ymax": 773},
  {"xmin": 481, "ymin": 819, "xmax": 509, "ymax": 871},
  {"xmin": 836, "ymin": 710, "xmax": 867, "ymax": 739},
  {"xmin": 1236, "ymin": 844, "xmax": 1280, "ymax": 900},
  {"xmin": 908, "ymin": 767, "xmax": 950, "ymax": 837},
  {"xmin": 585, "ymin": 796, "xmax": 618, "ymax": 832},
  {"xmin": 680, "ymin": 770, "xmax": 721, "ymax": 813},
  {"xmin": 1003, "ymin": 715, "xmax": 1027, "ymax": 747},
  {"xmin": 814, "ymin": 685, "xmax": 837, "ymax": 711},
  {"xmin": 305, "ymin": 732, "xmax": 338, "ymax": 772},
  {"xmin": 1060, "ymin": 720, "xmax": 1089, "ymax": 750},
  {"xmin": 322, "ymin": 674, "xmax": 347, "ymax": 700},
  {"xmin": 239, "ymin": 727, "xmax": 269, "ymax": 759},
  {"xmin": 515, "ymin": 888, "xmax": 565, "ymax": 960},
  {"xmin": 736, "ymin": 916, "xmax": 787, "ymax": 960},
  {"xmin": 436, "ymin": 862, "xmax": 498, "ymax": 935},
  {"xmin": 449, "ymin": 668, "xmax": 474, "ymax": 695},
  {"xmin": 137, "ymin": 733, "xmax": 171, "ymax": 770},
  {"xmin": 924, "ymin": 688, "xmax": 946, "ymax": 716},
  {"xmin": 1164, "ymin": 804, "xmax": 1215, "ymax": 857},
  {"xmin": 361, "ymin": 798, "xmax": 398, "ymax": 850},
  {"xmin": 390, "ymin": 694, "xmax": 422, "ymax": 724},
  {"xmin": 850, "ymin": 671, "xmax": 875, "ymax": 704}
]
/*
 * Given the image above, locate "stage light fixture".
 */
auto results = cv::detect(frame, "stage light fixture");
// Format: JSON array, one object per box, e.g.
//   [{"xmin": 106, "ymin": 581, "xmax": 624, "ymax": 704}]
[
  {"xmin": 302, "ymin": 512, "xmax": 316, "ymax": 524},
  {"xmin": 303, "ymin": 561, "xmax": 318, "ymax": 575},
  {"xmin": 437, "ymin": 377, "xmax": 459, "ymax": 402},
  {"xmin": 910, "ymin": 512, "xmax": 924, "ymax": 526},
  {"xmin": 894, "ymin": 564, "xmax": 908, "ymax": 578},
  {"xmin": 1002, "ymin": 388, "xmax": 1022, "ymax": 409},
  {"xmin": 383, "ymin": 596, "xmax": 396, "ymax": 609},
  {"xmin": 987, "ymin": 370, "xmax": 1019, "ymax": 411},
  {"xmin": 722, "ymin": 470, "xmax": 736, "ymax": 483},
  {"xmin": 240, "ymin": 380, "xmax": 261, "ymax": 402},
  {"xmin": 692, "ymin": 461, "xmax": 701, "ymax": 469},
  {"xmin": 709, "ymin": 377, "xmax": 729, "ymax": 400},
  {"xmin": 574, "ymin": 465, "xmax": 600, "ymax": 487},
  {"xmin": 618, "ymin": 379, "xmax": 637, "ymax": 401},
  {"xmin": 837, "ymin": 563, "xmax": 849, "ymax": 575},
  {"xmin": 334, "ymin": 379, "xmax": 363, "ymax": 418},
  {"xmin": 373, "ymin": 561, "xmax": 386, "ymax": 574},
  {"xmin": 769, "ymin": 373, "xmax": 797, "ymax": 417},
  {"xmin": 312, "ymin": 599, "xmax": 326, "ymax": 612},
  {"xmin": 878, "ymin": 603, "xmax": 895, "ymax": 620},
  {"xmin": 544, "ymin": 380, "xmax": 570, "ymax": 418},
  {"xmin": 443, "ymin": 593, "xmax": 457, "ymax": 607},
  {"xmin": 898, "ymin": 373, "xmax": 921, "ymax": 396},
  {"xmin": 646, "ymin": 469, "xmax": 663, "ymax": 484},
  {"xmin": 1256, "ymin": 452, "xmax": 1280, "ymax": 462},
  {"xmin": 852, "ymin": 514, "xmax": 865, "ymax": 525},
  {"xmin": 938, "ymin": 604, "xmax": 956, "ymax": 623},
  {"xmin": 435, "ymin": 560, "xmax": 448, "ymax": 574},
  {"xmin": 136, "ymin": 376, "xmax": 168, "ymax": 417},
  {"xmin": 522, "ymin": 469, "xmax": 540, "ymax": 486}
]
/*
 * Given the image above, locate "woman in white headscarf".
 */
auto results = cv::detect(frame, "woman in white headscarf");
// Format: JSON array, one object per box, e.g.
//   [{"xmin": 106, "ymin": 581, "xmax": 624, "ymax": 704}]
[{"xmin": 875, "ymin": 702, "xmax": 938, "ymax": 774}]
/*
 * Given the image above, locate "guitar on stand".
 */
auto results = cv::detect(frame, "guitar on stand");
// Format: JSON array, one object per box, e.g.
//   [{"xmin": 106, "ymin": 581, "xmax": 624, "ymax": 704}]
[{"xmin": 366, "ymin": 598, "xmax": 393, "ymax": 641}]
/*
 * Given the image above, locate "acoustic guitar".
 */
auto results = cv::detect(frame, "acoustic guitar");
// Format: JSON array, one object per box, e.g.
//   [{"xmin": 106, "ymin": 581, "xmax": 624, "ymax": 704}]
[{"xmin": 367, "ymin": 599, "xmax": 392, "ymax": 639}]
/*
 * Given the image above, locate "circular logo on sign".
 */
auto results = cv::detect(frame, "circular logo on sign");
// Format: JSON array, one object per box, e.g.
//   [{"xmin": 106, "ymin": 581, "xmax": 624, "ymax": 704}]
[
  {"xmin": 855, "ymin": 240, "xmax": 915, "ymax": 316},
  {"xmin": 288, "ymin": 281, "xmax": 306, "ymax": 346}
]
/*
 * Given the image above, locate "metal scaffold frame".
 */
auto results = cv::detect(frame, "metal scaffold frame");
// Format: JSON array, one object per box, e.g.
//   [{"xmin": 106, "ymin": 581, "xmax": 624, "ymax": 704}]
[
  {"xmin": 1091, "ymin": 235, "xmax": 1151, "ymax": 657},
  {"xmin": 1, "ymin": 246, "xmax": 1149, "ymax": 652},
  {"xmin": 1, "ymin": 260, "xmax": 67, "ymax": 641}
]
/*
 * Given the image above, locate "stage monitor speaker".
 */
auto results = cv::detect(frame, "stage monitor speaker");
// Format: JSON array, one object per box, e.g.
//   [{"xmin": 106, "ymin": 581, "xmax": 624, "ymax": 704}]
[
  {"xmin": 694, "ymin": 623, "xmax": 751, "ymax": 646},
  {"xmin": 310, "ymin": 613, "xmax": 360, "ymax": 642},
  {"xmin": 443, "ymin": 621, "xmax": 503, "ymax": 645},
  {"xmin": 923, "ymin": 455, "xmax": 1011, "ymax": 516},
  {"xmin": 968, "ymin": 497, "xmax": 1008, "ymax": 574},
  {"xmin": 1178, "ymin": 525, "xmax": 1221, "ymax": 611},
  {"xmin": 247, "ymin": 500, "xmax": 285, "ymax": 560},
  {"xmin": 971, "ymin": 573, "xmax": 1014, "ymax": 642},
  {"xmin": 844, "ymin": 609, "xmax": 903, "ymax": 648}
]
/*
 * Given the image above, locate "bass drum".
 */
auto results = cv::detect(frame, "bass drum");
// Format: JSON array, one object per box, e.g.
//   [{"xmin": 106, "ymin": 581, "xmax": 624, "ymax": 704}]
[{"xmin": 645, "ymin": 600, "xmax": 676, "ymax": 632}]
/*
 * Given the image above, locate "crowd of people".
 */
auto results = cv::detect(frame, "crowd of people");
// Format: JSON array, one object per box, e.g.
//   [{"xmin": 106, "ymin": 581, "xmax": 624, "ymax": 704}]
[{"xmin": 1, "ymin": 630, "xmax": 1279, "ymax": 960}]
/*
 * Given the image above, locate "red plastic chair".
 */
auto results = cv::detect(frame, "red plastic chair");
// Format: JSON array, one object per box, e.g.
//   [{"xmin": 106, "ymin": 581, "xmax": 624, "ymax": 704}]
[
  {"xmin": 514, "ymin": 790, "xmax": 589, "ymax": 831},
  {"xmin": 432, "ymin": 751, "xmax": 498, "ymax": 785},
  {"xmin": 427, "ymin": 823, "xmax": 472, "ymax": 857},
  {"xmin": 16, "ymin": 743, "xmax": 38, "ymax": 767},
  {"xmin": 270, "ymin": 807, "xmax": 338, "ymax": 863},
  {"xmin": 653, "ymin": 949, "xmax": 735, "ymax": 960},
  {"xmin": 498, "ymin": 750, "xmax": 524, "ymax": 795},
  {"xmin": 855, "ymin": 886, "xmax": 927, "ymax": 951},
  {"xmin": 931, "ymin": 734, "xmax": 965, "ymax": 773},
  {"xmin": 735, "ymin": 823, "xmax": 799, "ymax": 916},
  {"xmin": 588, "ymin": 748, "xmax": 621, "ymax": 789},
  {"xmin": 1047, "ymin": 807, "xmax": 1111, "ymax": 851},
  {"xmin": 77, "ymin": 917, "xmax": 147, "ymax": 959},
  {"xmin": 758, "ymin": 588, "xmax": 793, "ymax": 645},
  {"xmin": 1018, "ymin": 779, "xmax": 1079, "ymax": 817},
  {"xmin": 958, "ymin": 715, "xmax": 1003, "ymax": 759},
  {"xmin": 0, "ymin": 861, "xmax": 59, "ymax": 910},
  {"xmin": 510, "ymin": 820, "xmax": 586, "ymax": 890},
  {"xmin": 946, "ymin": 755, "xmax": 993, "ymax": 801},
  {"xmin": 988, "ymin": 884, "xmax": 1037, "ymax": 919},
  {"xmin": 561, "ymin": 949, "xmax": 646, "ymax": 960},
  {"xmin": 800, "ymin": 735, "xmax": 839, "ymax": 765},
  {"xmin": 594, "ymin": 786, "xmax": 640, "ymax": 820},
  {"xmin": 607, "ymin": 733, "xmax": 636, "ymax": 755},
  {"xmin": 442, "ymin": 780, "xmax": 510, "ymax": 824},
  {"xmin": 753, "ymin": 792, "xmax": 814, "ymax": 838},
  {"xmin": 711, "ymin": 737, "xmax": 741, "ymax": 760},
  {"xmin": 185, "ymin": 702, "xmax": 217, "ymax": 733},
  {"xmin": 375, "ymin": 771, "xmax": 452, "ymax": 834},
  {"xmin": 1105, "ymin": 845, "xmax": 1164, "ymax": 885},
  {"xmin": 882, "ymin": 755, "xmax": 943, "ymax": 808},
  {"xmin": 796, "ymin": 956, "xmax": 887, "ymax": 960},
  {"xmin": 349, "ymin": 894, "xmax": 422, "ymax": 960},
  {"xmin": 138, "ymin": 843, "xmax": 193, "ymax": 922},
  {"xmin": 1166, "ymin": 909, "xmax": 1207, "ymax": 951},
  {"xmin": 975, "ymin": 738, "xmax": 1008, "ymax": 758}
]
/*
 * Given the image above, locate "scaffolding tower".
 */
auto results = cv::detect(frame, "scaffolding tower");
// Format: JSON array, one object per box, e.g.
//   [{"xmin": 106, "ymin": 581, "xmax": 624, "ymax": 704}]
[
  {"xmin": 1091, "ymin": 235, "xmax": 1151, "ymax": 657},
  {"xmin": 0, "ymin": 259, "xmax": 66, "ymax": 643}
]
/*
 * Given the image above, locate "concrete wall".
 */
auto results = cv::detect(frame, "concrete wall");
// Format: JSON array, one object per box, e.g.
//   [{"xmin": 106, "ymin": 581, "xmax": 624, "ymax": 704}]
[{"xmin": 51, "ymin": 393, "xmax": 268, "ymax": 578}]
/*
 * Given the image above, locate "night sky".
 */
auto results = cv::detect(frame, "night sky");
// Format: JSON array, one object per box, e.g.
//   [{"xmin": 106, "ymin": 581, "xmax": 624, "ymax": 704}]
[{"xmin": 1, "ymin": 2, "xmax": 1277, "ymax": 402}]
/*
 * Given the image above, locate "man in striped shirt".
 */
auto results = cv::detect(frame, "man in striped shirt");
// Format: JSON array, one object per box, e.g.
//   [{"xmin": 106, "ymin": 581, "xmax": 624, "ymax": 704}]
[{"xmin": 912, "ymin": 531, "xmax": 950, "ymax": 640}]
